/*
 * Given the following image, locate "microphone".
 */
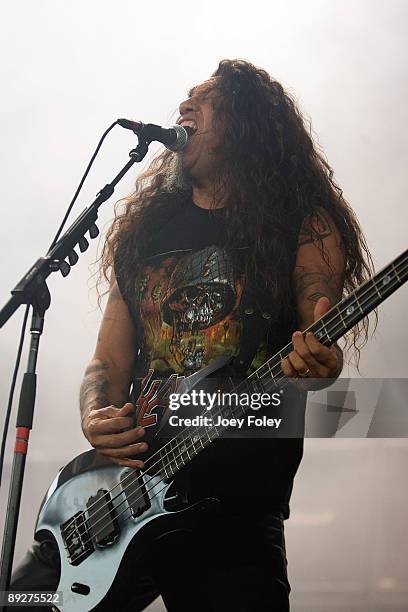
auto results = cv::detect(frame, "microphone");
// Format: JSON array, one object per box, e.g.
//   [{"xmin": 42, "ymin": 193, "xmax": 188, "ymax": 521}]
[{"xmin": 117, "ymin": 119, "xmax": 188, "ymax": 152}]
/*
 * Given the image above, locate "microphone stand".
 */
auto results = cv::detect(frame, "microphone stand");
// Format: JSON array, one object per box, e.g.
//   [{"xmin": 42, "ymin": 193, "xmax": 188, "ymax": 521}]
[{"xmin": 0, "ymin": 135, "xmax": 149, "ymax": 598}]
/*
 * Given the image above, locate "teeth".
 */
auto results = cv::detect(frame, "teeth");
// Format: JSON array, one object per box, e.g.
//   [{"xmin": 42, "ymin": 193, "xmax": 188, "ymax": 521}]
[
  {"xmin": 183, "ymin": 125, "xmax": 196, "ymax": 137},
  {"xmin": 180, "ymin": 120, "xmax": 197, "ymax": 132}
]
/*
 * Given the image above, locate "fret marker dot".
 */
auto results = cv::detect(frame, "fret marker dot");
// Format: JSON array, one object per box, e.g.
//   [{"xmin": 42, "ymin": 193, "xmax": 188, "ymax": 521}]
[
  {"xmin": 346, "ymin": 306, "xmax": 354, "ymax": 315},
  {"xmin": 382, "ymin": 276, "xmax": 390, "ymax": 285}
]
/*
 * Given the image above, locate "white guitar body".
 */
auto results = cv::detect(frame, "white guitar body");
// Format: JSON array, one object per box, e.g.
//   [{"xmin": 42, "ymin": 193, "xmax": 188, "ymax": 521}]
[{"xmin": 35, "ymin": 450, "xmax": 216, "ymax": 612}]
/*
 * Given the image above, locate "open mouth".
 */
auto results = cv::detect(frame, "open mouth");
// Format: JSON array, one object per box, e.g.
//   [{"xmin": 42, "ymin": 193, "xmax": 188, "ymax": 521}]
[
  {"xmin": 183, "ymin": 125, "xmax": 197, "ymax": 137},
  {"xmin": 178, "ymin": 120, "xmax": 198, "ymax": 137}
]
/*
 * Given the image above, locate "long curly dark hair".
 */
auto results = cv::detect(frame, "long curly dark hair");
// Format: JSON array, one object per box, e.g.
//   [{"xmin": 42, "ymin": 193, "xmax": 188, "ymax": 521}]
[{"xmin": 98, "ymin": 59, "xmax": 375, "ymax": 364}]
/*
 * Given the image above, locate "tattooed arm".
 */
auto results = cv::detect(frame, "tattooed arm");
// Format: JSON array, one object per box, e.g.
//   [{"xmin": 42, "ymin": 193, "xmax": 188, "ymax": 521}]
[
  {"xmin": 281, "ymin": 208, "xmax": 345, "ymax": 390},
  {"xmin": 80, "ymin": 269, "xmax": 147, "ymax": 468}
]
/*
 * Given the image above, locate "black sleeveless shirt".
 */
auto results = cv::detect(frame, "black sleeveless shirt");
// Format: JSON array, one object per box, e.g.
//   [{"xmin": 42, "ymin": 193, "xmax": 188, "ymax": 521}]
[{"xmin": 115, "ymin": 197, "xmax": 306, "ymax": 518}]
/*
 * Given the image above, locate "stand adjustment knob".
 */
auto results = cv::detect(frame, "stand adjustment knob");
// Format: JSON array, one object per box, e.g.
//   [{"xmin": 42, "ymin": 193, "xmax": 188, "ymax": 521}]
[
  {"xmin": 68, "ymin": 250, "xmax": 79, "ymax": 265},
  {"xmin": 89, "ymin": 224, "xmax": 99, "ymax": 239},
  {"xmin": 78, "ymin": 237, "xmax": 89, "ymax": 252},
  {"xmin": 59, "ymin": 261, "xmax": 71, "ymax": 277}
]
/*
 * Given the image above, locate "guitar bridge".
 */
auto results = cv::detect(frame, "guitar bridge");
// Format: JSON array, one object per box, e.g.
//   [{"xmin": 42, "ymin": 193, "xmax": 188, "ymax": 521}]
[{"xmin": 61, "ymin": 511, "xmax": 93, "ymax": 566}]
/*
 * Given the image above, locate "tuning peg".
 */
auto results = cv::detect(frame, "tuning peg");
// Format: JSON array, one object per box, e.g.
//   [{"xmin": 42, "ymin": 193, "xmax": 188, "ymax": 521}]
[
  {"xmin": 68, "ymin": 250, "xmax": 79, "ymax": 265},
  {"xmin": 78, "ymin": 236, "xmax": 89, "ymax": 252},
  {"xmin": 89, "ymin": 224, "xmax": 99, "ymax": 239},
  {"xmin": 59, "ymin": 260, "xmax": 71, "ymax": 277}
]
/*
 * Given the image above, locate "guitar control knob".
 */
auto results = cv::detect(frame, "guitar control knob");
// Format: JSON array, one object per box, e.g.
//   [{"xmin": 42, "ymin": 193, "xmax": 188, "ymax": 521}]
[{"xmin": 71, "ymin": 582, "xmax": 90, "ymax": 595}]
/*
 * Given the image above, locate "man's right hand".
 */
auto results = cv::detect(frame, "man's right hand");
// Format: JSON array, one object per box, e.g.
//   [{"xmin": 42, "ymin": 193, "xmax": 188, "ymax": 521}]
[{"xmin": 82, "ymin": 402, "xmax": 147, "ymax": 469}]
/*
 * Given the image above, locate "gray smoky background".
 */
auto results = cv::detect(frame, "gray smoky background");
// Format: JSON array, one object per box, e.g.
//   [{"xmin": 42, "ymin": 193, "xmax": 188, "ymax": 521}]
[{"xmin": 0, "ymin": 1, "xmax": 407, "ymax": 610}]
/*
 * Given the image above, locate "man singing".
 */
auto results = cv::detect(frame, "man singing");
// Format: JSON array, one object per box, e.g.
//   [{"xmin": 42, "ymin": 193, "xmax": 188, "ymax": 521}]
[{"xmin": 11, "ymin": 59, "xmax": 373, "ymax": 611}]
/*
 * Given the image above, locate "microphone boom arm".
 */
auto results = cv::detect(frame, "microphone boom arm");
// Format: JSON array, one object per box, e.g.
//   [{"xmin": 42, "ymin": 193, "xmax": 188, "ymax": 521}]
[{"xmin": 0, "ymin": 135, "xmax": 149, "ymax": 327}]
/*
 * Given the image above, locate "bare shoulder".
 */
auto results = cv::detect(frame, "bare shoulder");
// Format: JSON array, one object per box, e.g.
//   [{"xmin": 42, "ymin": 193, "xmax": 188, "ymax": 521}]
[
  {"xmin": 295, "ymin": 207, "xmax": 344, "ymax": 271},
  {"xmin": 297, "ymin": 207, "xmax": 342, "ymax": 249}
]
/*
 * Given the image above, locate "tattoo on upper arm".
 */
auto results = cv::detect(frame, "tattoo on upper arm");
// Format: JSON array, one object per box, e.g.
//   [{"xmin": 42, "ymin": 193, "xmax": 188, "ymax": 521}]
[
  {"xmin": 298, "ymin": 210, "xmax": 332, "ymax": 247},
  {"xmin": 294, "ymin": 270, "xmax": 343, "ymax": 306}
]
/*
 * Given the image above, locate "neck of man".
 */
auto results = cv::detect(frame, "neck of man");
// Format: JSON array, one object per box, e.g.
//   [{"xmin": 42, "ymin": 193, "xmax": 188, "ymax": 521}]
[{"xmin": 192, "ymin": 178, "xmax": 227, "ymax": 210}]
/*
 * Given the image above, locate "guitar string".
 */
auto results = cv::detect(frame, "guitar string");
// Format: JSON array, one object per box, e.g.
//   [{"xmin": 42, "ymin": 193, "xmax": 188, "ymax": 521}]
[
  {"xmin": 63, "ymin": 256, "xmax": 408, "ymax": 545},
  {"xmin": 62, "ymin": 258, "xmax": 407, "ymax": 552}
]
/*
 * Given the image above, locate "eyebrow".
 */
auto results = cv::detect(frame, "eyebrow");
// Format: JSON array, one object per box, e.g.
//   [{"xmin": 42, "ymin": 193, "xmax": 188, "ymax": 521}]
[{"xmin": 187, "ymin": 83, "xmax": 216, "ymax": 100}]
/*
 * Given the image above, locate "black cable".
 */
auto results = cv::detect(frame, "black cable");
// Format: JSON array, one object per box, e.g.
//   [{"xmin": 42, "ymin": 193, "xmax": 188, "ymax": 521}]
[
  {"xmin": 0, "ymin": 120, "xmax": 120, "ymax": 491},
  {"xmin": 0, "ymin": 304, "xmax": 30, "ymax": 488},
  {"xmin": 48, "ymin": 120, "xmax": 118, "ymax": 251}
]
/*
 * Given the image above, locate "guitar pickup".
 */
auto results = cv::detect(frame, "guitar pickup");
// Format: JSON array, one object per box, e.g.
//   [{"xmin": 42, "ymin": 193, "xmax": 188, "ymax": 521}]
[
  {"xmin": 120, "ymin": 470, "xmax": 150, "ymax": 518},
  {"xmin": 86, "ymin": 489, "xmax": 120, "ymax": 547}
]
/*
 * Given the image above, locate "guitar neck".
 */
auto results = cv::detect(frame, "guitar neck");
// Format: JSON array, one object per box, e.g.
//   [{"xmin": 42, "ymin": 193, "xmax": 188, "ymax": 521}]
[{"xmin": 155, "ymin": 248, "xmax": 408, "ymax": 480}]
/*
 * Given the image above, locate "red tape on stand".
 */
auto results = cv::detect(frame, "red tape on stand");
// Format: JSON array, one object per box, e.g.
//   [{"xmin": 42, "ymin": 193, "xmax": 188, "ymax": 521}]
[{"xmin": 14, "ymin": 427, "xmax": 30, "ymax": 455}]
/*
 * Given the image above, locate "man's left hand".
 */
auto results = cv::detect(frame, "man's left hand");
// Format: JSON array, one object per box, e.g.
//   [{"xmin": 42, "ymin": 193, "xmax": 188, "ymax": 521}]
[{"xmin": 281, "ymin": 296, "xmax": 342, "ymax": 389}]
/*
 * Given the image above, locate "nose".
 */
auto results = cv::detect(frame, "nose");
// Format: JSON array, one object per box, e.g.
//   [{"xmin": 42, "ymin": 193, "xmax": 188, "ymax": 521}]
[{"xmin": 179, "ymin": 97, "xmax": 198, "ymax": 116}]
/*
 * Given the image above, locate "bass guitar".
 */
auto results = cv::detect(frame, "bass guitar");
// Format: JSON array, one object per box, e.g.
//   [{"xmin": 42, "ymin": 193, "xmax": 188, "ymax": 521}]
[{"xmin": 34, "ymin": 248, "xmax": 407, "ymax": 611}]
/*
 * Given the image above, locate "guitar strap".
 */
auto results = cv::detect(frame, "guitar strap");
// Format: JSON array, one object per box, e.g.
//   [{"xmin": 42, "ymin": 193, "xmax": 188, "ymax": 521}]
[
  {"xmin": 232, "ymin": 236, "xmax": 302, "ymax": 376},
  {"xmin": 232, "ymin": 282, "xmax": 275, "ymax": 375}
]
